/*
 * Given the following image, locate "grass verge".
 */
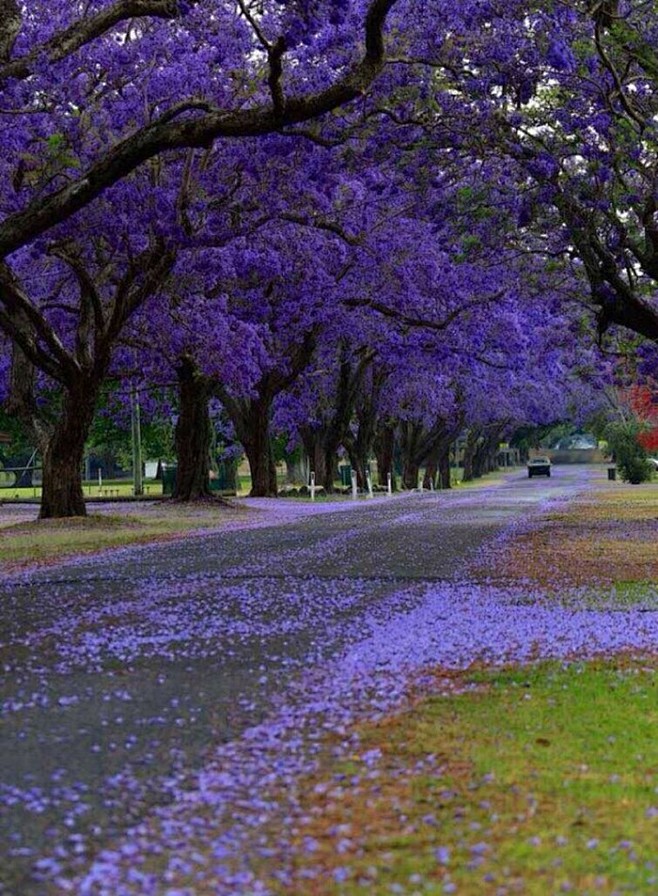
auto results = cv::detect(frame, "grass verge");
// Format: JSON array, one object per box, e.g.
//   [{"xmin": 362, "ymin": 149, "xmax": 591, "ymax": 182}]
[
  {"xmin": 0, "ymin": 505, "xmax": 250, "ymax": 571},
  {"xmin": 257, "ymin": 658, "xmax": 658, "ymax": 895},
  {"xmin": 477, "ymin": 482, "xmax": 658, "ymax": 590}
]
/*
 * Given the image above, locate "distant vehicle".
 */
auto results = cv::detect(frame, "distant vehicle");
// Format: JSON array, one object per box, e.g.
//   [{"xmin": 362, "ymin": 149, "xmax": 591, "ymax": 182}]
[
  {"xmin": 647, "ymin": 458, "xmax": 658, "ymax": 471},
  {"xmin": 527, "ymin": 456, "xmax": 551, "ymax": 478}
]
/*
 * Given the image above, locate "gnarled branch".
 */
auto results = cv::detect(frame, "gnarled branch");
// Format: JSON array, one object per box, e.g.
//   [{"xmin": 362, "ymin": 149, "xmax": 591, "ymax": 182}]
[
  {"xmin": 0, "ymin": 0, "xmax": 186, "ymax": 84},
  {"xmin": 0, "ymin": 0, "xmax": 398, "ymax": 259}
]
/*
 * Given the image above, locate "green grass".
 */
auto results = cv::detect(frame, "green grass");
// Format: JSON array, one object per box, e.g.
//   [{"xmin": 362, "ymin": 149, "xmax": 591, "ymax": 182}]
[
  {"xmin": 0, "ymin": 507, "xmax": 249, "ymax": 570},
  {"xmin": 602, "ymin": 581, "xmax": 658, "ymax": 608},
  {"xmin": 452, "ymin": 469, "xmax": 507, "ymax": 488},
  {"xmin": 268, "ymin": 658, "xmax": 658, "ymax": 895},
  {"xmin": 0, "ymin": 478, "xmax": 164, "ymax": 500}
]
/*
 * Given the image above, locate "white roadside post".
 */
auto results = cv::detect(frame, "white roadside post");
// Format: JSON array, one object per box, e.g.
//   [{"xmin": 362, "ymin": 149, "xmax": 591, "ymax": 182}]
[
  {"xmin": 351, "ymin": 470, "xmax": 358, "ymax": 500},
  {"xmin": 310, "ymin": 471, "xmax": 316, "ymax": 501},
  {"xmin": 98, "ymin": 468, "xmax": 102, "ymax": 495},
  {"xmin": 387, "ymin": 472, "xmax": 392, "ymax": 497},
  {"xmin": 366, "ymin": 471, "xmax": 374, "ymax": 498}
]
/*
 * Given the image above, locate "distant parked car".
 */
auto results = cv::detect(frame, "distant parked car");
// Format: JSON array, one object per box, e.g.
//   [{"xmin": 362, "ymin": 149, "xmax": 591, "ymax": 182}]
[
  {"xmin": 647, "ymin": 457, "xmax": 658, "ymax": 471},
  {"xmin": 527, "ymin": 456, "xmax": 551, "ymax": 478}
]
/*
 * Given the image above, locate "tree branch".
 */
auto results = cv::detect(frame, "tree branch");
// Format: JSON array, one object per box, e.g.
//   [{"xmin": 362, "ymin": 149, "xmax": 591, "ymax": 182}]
[
  {"xmin": 0, "ymin": 0, "xmax": 398, "ymax": 259},
  {"xmin": 0, "ymin": 0, "xmax": 20, "ymax": 63},
  {"xmin": 346, "ymin": 290, "xmax": 506, "ymax": 332},
  {"xmin": 48, "ymin": 243, "xmax": 107, "ymax": 367},
  {"xmin": 106, "ymin": 240, "xmax": 176, "ymax": 342},
  {"xmin": 279, "ymin": 213, "xmax": 362, "ymax": 246},
  {"xmin": 268, "ymin": 36, "xmax": 287, "ymax": 119},
  {"xmin": 0, "ymin": 0, "xmax": 185, "ymax": 85},
  {"xmin": 0, "ymin": 262, "xmax": 79, "ymax": 382}
]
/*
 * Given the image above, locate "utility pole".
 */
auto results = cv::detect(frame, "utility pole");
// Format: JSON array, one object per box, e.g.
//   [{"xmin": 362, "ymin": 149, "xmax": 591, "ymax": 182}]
[{"xmin": 130, "ymin": 385, "xmax": 143, "ymax": 497}]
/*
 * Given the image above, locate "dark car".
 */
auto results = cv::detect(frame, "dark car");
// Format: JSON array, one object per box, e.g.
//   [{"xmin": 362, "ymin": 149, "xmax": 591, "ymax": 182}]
[{"xmin": 527, "ymin": 456, "xmax": 551, "ymax": 478}]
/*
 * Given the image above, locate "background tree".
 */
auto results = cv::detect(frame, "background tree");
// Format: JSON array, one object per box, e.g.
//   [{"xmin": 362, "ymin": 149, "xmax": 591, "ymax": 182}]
[
  {"xmin": 421, "ymin": 2, "xmax": 658, "ymax": 342},
  {"xmin": 2, "ymin": 219, "xmax": 175, "ymax": 516}
]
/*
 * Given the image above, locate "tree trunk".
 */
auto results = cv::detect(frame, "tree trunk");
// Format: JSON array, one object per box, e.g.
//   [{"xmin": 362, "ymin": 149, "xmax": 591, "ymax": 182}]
[
  {"xmin": 217, "ymin": 391, "xmax": 277, "ymax": 497},
  {"xmin": 462, "ymin": 429, "xmax": 480, "ymax": 482},
  {"xmin": 344, "ymin": 373, "xmax": 381, "ymax": 490},
  {"xmin": 318, "ymin": 429, "xmax": 347, "ymax": 493},
  {"xmin": 285, "ymin": 451, "xmax": 309, "ymax": 485},
  {"xmin": 402, "ymin": 460, "xmax": 420, "ymax": 490},
  {"xmin": 472, "ymin": 427, "xmax": 503, "ymax": 478},
  {"xmin": 313, "ymin": 344, "xmax": 374, "ymax": 493},
  {"xmin": 8, "ymin": 341, "xmax": 98, "ymax": 519},
  {"xmin": 345, "ymin": 449, "xmax": 368, "ymax": 490},
  {"xmin": 217, "ymin": 330, "xmax": 318, "ymax": 498},
  {"xmin": 321, "ymin": 444, "xmax": 341, "ymax": 493},
  {"xmin": 241, "ymin": 396, "xmax": 277, "ymax": 497},
  {"xmin": 245, "ymin": 441, "xmax": 277, "ymax": 496},
  {"xmin": 423, "ymin": 459, "xmax": 437, "ymax": 490},
  {"xmin": 399, "ymin": 422, "xmax": 423, "ymax": 489},
  {"xmin": 375, "ymin": 423, "xmax": 397, "ymax": 491},
  {"xmin": 438, "ymin": 444, "xmax": 451, "ymax": 489},
  {"xmin": 1, "ymin": 242, "xmax": 176, "ymax": 517},
  {"xmin": 300, "ymin": 429, "xmax": 326, "ymax": 487},
  {"xmin": 40, "ymin": 383, "xmax": 98, "ymax": 519},
  {"xmin": 173, "ymin": 357, "xmax": 213, "ymax": 501}
]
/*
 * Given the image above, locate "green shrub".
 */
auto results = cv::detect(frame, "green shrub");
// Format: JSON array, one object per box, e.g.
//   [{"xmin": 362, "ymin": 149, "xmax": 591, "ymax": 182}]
[{"xmin": 605, "ymin": 420, "xmax": 652, "ymax": 484}]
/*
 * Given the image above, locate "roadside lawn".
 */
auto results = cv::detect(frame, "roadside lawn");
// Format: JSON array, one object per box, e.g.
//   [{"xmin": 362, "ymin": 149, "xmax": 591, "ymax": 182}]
[
  {"xmin": 254, "ymin": 657, "xmax": 658, "ymax": 895},
  {"xmin": 246, "ymin": 482, "xmax": 658, "ymax": 895},
  {"xmin": 0, "ymin": 503, "xmax": 252, "ymax": 571}
]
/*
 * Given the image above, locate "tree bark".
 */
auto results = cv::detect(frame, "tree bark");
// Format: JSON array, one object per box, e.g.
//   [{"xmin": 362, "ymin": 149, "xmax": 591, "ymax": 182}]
[
  {"xmin": 402, "ymin": 459, "xmax": 420, "ymax": 490},
  {"xmin": 173, "ymin": 356, "xmax": 214, "ymax": 501},
  {"xmin": 300, "ymin": 429, "xmax": 326, "ymax": 487},
  {"xmin": 6, "ymin": 339, "xmax": 97, "ymax": 518},
  {"xmin": 461, "ymin": 429, "xmax": 480, "ymax": 482},
  {"xmin": 399, "ymin": 415, "xmax": 464, "ymax": 490},
  {"xmin": 233, "ymin": 395, "xmax": 277, "ymax": 497},
  {"xmin": 343, "ymin": 366, "xmax": 382, "ymax": 490},
  {"xmin": 469, "ymin": 424, "xmax": 504, "ymax": 479},
  {"xmin": 39, "ymin": 383, "xmax": 98, "ymax": 518},
  {"xmin": 285, "ymin": 450, "xmax": 309, "ymax": 486},
  {"xmin": 375, "ymin": 422, "xmax": 397, "ymax": 490},
  {"xmin": 299, "ymin": 344, "xmax": 375, "ymax": 493},
  {"xmin": 321, "ymin": 444, "xmax": 341, "ymax": 493},
  {"xmin": 399, "ymin": 421, "xmax": 423, "ymax": 489},
  {"xmin": 438, "ymin": 443, "xmax": 451, "ymax": 489},
  {"xmin": 345, "ymin": 449, "xmax": 366, "ymax": 490},
  {"xmin": 422, "ymin": 457, "xmax": 437, "ymax": 490},
  {"xmin": 217, "ymin": 329, "xmax": 317, "ymax": 498},
  {"xmin": 221, "ymin": 394, "xmax": 284, "ymax": 497},
  {"xmin": 0, "ymin": 0, "xmax": 20, "ymax": 63}
]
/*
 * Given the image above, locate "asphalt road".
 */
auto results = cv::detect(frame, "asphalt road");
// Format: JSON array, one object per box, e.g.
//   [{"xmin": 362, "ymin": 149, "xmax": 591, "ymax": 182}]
[{"xmin": 0, "ymin": 465, "xmax": 596, "ymax": 894}]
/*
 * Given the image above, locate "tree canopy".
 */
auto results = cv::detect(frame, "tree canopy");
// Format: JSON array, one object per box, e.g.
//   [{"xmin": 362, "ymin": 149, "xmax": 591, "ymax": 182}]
[{"xmin": 3, "ymin": 1, "xmax": 655, "ymax": 515}]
